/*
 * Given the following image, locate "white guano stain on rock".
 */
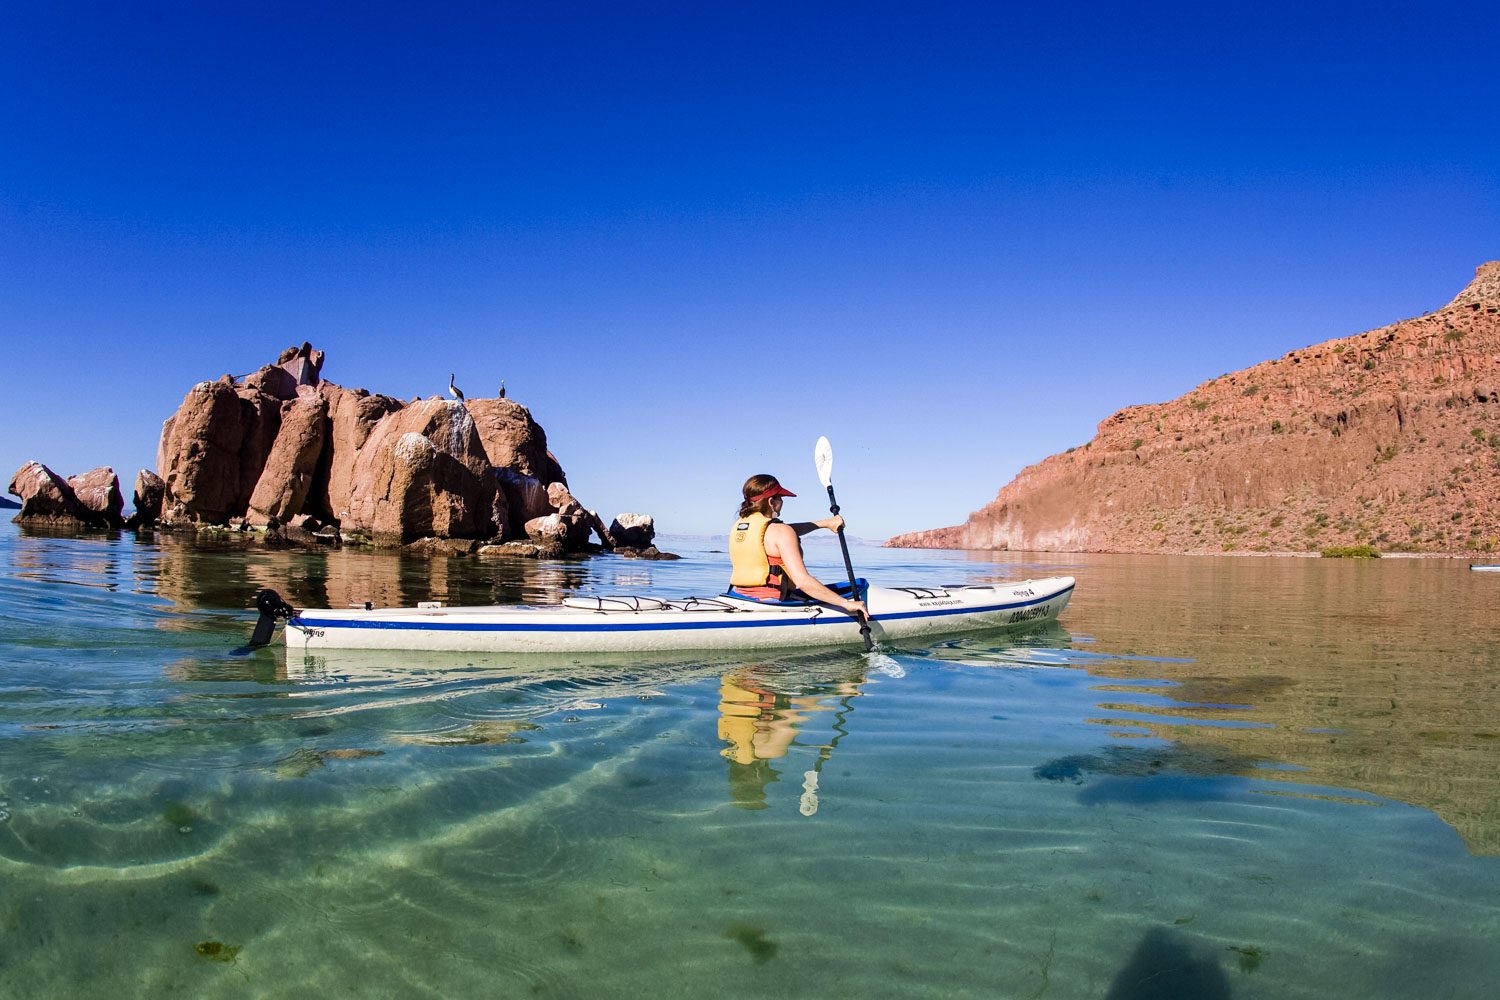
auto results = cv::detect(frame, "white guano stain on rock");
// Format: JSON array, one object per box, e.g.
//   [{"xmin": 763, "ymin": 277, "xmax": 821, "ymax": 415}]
[{"xmin": 393, "ymin": 432, "xmax": 434, "ymax": 464}]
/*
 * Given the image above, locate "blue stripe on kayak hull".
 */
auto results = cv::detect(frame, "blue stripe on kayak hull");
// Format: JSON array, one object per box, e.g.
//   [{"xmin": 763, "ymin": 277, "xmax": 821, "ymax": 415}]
[{"xmin": 290, "ymin": 585, "xmax": 1074, "ymax": 634}]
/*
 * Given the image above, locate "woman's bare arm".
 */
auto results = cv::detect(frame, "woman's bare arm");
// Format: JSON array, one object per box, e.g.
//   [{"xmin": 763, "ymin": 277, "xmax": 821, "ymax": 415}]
[
  {"xmin": 764, "ymin": 522, "xmax": 867, "ymax": 617},
  {"xmin": 785, "ymin": 515, "xmax": 844, "ymax": 537}
]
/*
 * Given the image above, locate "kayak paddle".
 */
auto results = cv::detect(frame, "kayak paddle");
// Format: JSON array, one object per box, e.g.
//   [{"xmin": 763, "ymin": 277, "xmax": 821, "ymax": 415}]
[{"xmin": 814, "ymin": 435, "xmax": 874, "ymax": 651}]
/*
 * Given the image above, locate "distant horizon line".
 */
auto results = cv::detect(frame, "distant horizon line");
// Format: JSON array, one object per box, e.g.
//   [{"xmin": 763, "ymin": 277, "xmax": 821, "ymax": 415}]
[{"xmin": 658, "ymin": 532, "xmax": 889, "ymax": 546}]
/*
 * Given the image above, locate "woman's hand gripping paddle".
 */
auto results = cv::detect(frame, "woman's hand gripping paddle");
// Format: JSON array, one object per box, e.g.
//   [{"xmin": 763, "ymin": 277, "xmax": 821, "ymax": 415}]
[{"xmin": 814, "ymin": 435, "xmax": 874, "ymax": 652}]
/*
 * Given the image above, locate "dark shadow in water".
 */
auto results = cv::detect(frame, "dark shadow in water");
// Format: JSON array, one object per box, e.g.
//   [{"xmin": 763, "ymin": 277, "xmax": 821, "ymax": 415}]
[
  {"xmin": 1105, "ymin": 927, "xmax": 1230, "ymax": 1000},
  {"xmin": 1075, "ymin": 773, "xmax": 1250, "ymax": 807},
  {"xmin": 1035, "ymin": 743, "xmax": 1261, "ymax": 783},
  {"xmin": 1034, "ymin": 743, "xmax": 1264, "ymax": 806}
]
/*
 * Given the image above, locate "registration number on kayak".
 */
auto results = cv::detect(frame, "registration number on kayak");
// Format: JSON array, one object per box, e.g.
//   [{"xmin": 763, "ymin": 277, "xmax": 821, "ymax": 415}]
[{"xmin": 1007, "ymin": 604, "xmax": 1051, "ymax": 623}]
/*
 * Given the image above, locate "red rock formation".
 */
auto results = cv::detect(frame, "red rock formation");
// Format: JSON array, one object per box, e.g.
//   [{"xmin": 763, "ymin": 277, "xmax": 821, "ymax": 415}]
[
  {"xmin": 6, "ymin": 463, "xmax": 126, "ymax": 528},
  {"xmin": 343, "ymin": 399, "xmax": 506, "ymax": 546},
  {"xmin": 159, "ymin": 349, "xmax": 338, "ymax": 526},
  {"xmin": 542, "ymin": 482, "xmax": 596, "ymax": 549},
  {"xmin": 889, "ymin": 262, "xmax": 1500, "ymax": 555},
  {"xmin": 66, "ymin": 468, "xmax": 125, "ymax": 528},
  {"xmin": 317, "ymin": 386, "xmax": 405, "ymax": 523},
  {"xmin": 140, "ymin": 345, "xmax": 626, "ymax": 551},
  {"xmin": 246, "ymin": 395, "xmax": 329, "ymax": 526},
  {"xmin": 467, "ymin": 398, "xmax": 564, "ymax": 483},
  {"xmin": 494, "ymin": 468, "xmax": 554, "ymax": 535},
  {"xmin": 157, "ymin": 379, "xmax": 255, "ymax": 522},
  {"xmin": 130, "ymin": 469, "xmax": 165, "ymax": 526},
  {"xmin": 14, "ymin": 344, "xmax": 630, "ymax": 551},
  {"xmin": 609, "ymin": 513, "xmax": 655, "ymax": 548},
  {"xmin": 233, "ymin": 388, "xmax": 284, "ymax": 510},
  {"xmin": 273, "ymin": 342, "xmax": 324, "ymax": 387},
  {"xmin": 523, "ymin": 512, "xmax": 570, "ymax": 550},
  {"xmin": 9, "ymin": 462, "xmax": 86, "ymax": 524}
]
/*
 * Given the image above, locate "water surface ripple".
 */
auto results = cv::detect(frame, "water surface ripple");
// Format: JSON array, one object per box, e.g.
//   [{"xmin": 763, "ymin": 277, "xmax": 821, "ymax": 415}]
[{"xmin": 1, "ymin": 523, "xmax": 1497, "ymax": 998}]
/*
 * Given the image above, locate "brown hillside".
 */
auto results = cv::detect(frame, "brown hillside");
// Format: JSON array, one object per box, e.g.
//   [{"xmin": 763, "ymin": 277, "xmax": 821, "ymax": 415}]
[{"xmin": 889, "ymin": 262, "xmax": 1500, "ymax": 555}]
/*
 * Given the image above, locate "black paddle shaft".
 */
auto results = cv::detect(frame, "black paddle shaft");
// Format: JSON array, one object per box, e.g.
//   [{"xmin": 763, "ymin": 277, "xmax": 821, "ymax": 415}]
[{"xmin": 825, "ymin": 483, "xmax": 874, "ymax": 650}]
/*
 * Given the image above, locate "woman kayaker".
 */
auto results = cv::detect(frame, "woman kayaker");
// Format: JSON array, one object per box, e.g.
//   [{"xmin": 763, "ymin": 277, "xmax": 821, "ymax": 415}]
[{"xmin": 728, "ymin": 474, "xmax": 869, "ymax": 619}]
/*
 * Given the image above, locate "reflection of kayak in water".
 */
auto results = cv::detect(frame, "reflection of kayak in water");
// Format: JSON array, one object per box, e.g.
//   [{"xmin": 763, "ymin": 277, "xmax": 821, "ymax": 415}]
[{"xmin": 277, "ymin": 577, "xmax": 1075, "ymax": 653}]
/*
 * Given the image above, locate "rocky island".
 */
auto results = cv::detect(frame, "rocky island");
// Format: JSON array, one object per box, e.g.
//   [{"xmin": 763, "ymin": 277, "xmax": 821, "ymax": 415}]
[
  {"xmin": 890, "ymin": 262, "xmax": 1500, "ymax": 556},
  {"xmin": 8, "ymin": 345, "xmax": 663, "ymax": 558}
]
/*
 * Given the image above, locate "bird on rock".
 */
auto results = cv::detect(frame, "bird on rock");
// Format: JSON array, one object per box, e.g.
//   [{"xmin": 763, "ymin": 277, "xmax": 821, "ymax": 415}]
[
  {"xmin": 449, "ymin": 374, "xmax": 465, "ymax": 402},
  {"xmin": 498, "ymin": 380, "xmax": 506, "ymax": 399}
]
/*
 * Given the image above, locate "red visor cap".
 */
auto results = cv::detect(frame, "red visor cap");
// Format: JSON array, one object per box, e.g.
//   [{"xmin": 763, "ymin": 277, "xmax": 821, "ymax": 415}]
[{"xmin": 748, "ymin": 484, "xmax": 796, "ymax": 502}]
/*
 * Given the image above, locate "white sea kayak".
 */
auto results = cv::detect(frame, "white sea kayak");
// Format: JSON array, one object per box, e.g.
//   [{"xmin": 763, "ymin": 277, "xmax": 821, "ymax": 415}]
[
  {"xmin": 1472, "ymin": 565, "xmax": 1500, "ymax": 572},
  {"xmin": 278, "ymin": 577, "xmax": 1075, "ymax": 653}
]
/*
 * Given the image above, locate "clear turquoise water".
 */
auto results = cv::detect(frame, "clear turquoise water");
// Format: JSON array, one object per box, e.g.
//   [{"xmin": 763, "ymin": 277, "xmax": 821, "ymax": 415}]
[{"xmin": 2, "ymin": 521, "xmax": 1498, "ymax": 998}]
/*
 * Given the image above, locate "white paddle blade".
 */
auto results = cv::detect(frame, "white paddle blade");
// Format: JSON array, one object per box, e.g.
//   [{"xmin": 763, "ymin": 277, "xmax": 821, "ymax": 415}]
[{"xmin": 814, "ymin": 436, "xmax": 834, "ymax": 487}]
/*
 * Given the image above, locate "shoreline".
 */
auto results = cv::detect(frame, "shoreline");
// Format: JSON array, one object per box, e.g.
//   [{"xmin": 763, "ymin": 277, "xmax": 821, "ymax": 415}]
[
  {"xmin": 7, "ymin": 519, "xmax": 1489, "ymax": 561},
  {"xmin": 881, "ymin": 543, "xmax": 1480, "ymax": 560}
]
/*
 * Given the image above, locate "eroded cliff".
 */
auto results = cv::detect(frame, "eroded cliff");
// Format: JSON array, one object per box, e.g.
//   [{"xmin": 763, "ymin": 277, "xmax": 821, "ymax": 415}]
[{"xmin": 889, "ymin": 262, "xmax": 1500, "ymax": 555}]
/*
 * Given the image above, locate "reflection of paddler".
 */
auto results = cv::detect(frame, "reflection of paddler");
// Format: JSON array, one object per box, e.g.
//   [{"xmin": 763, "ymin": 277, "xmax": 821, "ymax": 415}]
[
  {"xmin": 717, "ymin": 670, "xmax": 866, "ymax": 810},
  {"xmin": 718, "ymin": 675, "xmax": 804, "ymax": 810},
  {"xmin": 717, "ymin": 678, "xmax": 805, "ymax": 764}
]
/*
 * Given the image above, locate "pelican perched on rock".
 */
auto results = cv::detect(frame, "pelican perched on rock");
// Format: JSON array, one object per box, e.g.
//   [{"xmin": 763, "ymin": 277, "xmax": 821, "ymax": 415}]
[
  {"xmin": 498, "ymin": 380, "xmax": 505, "ymax": 399},
  {"xmin": 448, "ymin": 374, "xmax": 465, "ymax": 402}
]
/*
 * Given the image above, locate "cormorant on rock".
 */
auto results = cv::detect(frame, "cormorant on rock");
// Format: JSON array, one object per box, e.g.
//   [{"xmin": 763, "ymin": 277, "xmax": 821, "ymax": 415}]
[
  {"xmin": 498, "ymin": 380, "xmax": 505, "ymax": 399},
  {"xmin": 448, "ymin": 374, "xmax": 465, "ymax": 402}
]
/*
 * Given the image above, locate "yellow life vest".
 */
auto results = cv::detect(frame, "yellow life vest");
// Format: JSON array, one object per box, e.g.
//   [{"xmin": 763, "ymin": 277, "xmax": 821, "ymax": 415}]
[{"xmin": 729, "ymin": 512, "xmax": 780, "ymax": 587}]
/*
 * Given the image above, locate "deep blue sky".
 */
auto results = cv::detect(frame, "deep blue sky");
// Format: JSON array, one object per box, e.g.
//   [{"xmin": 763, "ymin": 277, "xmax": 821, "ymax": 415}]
[{"xmin": 3, "ymin": 2, "xmax": 1496, "ymax": 538}]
